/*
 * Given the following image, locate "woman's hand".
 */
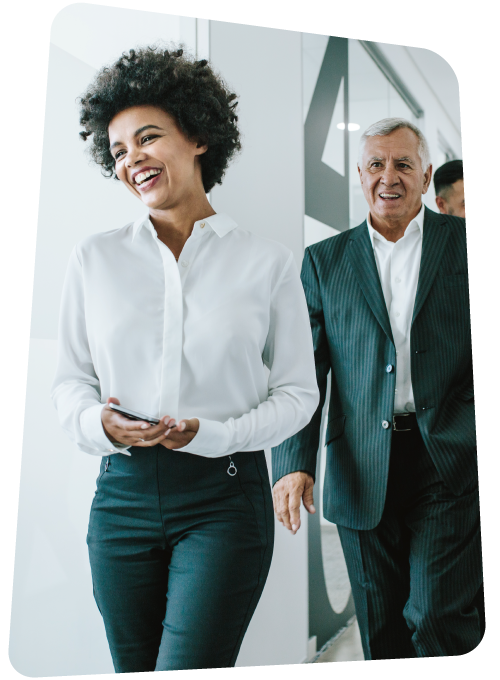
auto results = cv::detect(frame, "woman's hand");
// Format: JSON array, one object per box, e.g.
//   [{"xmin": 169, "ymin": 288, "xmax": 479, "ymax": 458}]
[
  {"xmin": 160, "ymin": 418, "xmax": 200, "ymax": 450},
  {"xmin": 101, "ymin": 398, "xmax": 175, "ymax": 447}
]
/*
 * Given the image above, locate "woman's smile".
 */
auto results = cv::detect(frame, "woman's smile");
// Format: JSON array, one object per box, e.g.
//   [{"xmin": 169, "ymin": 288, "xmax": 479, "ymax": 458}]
[{"xmin": 132, "ymin": 167, "xmax": 163, "ymax": 192}]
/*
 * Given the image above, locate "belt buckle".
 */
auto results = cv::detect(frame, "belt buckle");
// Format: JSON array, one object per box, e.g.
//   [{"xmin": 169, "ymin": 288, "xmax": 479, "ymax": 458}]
[{"xmin": 392, "ymin": 413, "xmax": 412, "ymax": 432}]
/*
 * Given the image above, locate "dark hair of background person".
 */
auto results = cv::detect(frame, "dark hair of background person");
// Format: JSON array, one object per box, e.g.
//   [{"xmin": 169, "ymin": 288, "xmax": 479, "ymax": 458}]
[
  {"xmin": 78, "ymin": 45, "xmax": 241, "ymax": 193},
  {"xmin": 433, "ymin": 159, "xmax": 463, "ymax": 198}
]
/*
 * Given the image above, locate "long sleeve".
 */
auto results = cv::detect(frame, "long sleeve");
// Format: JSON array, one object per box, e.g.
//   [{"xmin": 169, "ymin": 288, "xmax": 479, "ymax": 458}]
[
  {"xmin": 51, "ymin": 246, "xmax": 129, "ymax": 456},
  {"xmin": 271, "ymin": 247, "xmax": 332, "ymax": 484},
  {"xmin": 176, "ymin": 253, "xmax": 320, "ymax": 457}
]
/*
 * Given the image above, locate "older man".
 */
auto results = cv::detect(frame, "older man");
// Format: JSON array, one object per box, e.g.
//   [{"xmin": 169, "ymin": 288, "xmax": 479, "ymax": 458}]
[
  {"xmin": 272, "ymin": 119, "xmax": 482, "ymax": 659},
  {"xmin": 434, "ymin": 159, "xmax": 465, "ymax": 218}
]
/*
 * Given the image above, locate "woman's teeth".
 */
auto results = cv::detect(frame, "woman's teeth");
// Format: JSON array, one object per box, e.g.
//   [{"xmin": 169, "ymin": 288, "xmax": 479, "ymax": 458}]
[{"xmin": 135, "ymin": 169, "xmax": 161, "ymax": 185}]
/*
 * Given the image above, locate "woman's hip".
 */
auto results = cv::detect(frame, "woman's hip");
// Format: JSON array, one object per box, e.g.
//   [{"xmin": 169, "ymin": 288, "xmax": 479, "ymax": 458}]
[{"xmin": 87, "ymin": 447, "xmax": 273, "ymax": 548}]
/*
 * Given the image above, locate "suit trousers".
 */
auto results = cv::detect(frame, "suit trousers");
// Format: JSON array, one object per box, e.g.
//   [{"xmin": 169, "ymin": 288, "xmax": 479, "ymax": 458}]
[
  {"xmin": 337, "ymin": 427, "xmax": 482, "ymax": 660},
  {"xmin": 87, "ymin": 446, "xmax": 274, "ymax": 672}
]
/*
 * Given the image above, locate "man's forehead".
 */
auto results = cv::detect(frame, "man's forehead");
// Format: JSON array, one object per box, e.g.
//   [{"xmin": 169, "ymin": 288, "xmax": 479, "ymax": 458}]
[{"xmin": 363, "ymin": 138, "xmax": 419, "ymax": 162}]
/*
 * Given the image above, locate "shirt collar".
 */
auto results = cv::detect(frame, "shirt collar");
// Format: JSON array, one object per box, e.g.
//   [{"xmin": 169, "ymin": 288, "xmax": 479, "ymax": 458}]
[
  {"xmin": 366, "ymin": 203, "xmax": 424, "ymax": 248},
  {"xmin": 131, "ymin": 212, "xmax": 238, "ymax": 243}
]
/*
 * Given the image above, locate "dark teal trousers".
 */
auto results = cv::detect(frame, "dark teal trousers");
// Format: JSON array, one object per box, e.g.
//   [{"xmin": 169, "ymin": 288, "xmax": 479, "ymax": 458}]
[
  {"xmin": 337, "ymin": 427, "xmax": 483, "ymax": 660},
  {"xmin": 87, "ymin": 446, "xmax": 274, "ymax": 672}
]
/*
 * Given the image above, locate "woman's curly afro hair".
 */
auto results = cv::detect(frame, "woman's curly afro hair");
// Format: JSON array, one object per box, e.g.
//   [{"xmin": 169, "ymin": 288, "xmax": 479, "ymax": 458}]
[{"xmin": 78, "ymin": 45, "xmax": 241, "ymax": 193}]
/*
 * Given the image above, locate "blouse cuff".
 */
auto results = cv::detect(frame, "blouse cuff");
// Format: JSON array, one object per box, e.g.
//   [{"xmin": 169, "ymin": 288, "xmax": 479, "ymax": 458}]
[
  {"xmin": 80, "ymin": 403, "xmax": 132, "ymax": 456},
  {"xmin": 174, "ymin": 417, "xmax": 231, "ymax": 457}
]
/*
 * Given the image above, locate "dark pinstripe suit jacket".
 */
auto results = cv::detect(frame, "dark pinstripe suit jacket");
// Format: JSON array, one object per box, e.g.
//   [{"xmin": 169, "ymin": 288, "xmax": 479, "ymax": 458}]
[{"xmin": 272, "ymin": 207, "xmax": 476, "ymax": 530}]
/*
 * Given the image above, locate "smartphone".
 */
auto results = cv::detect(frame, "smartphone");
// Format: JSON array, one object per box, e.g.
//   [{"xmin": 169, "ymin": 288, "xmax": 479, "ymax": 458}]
[{"xmin": 108, "ymin": 403, "xmax": 160, "ymax": 425}]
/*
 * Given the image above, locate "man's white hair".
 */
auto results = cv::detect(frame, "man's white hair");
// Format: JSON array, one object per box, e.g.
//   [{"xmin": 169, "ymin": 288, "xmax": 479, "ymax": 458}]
[{"xmin": 358, "ymin": 118, "xmax": 431, "ymax": 171}]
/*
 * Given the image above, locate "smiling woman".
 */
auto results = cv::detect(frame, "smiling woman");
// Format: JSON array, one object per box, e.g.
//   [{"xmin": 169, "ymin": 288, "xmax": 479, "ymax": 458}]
[
  {"xmin": 50, "ymin": 44, "xmax": 319, "ymax": 673},
  {"xmin": 79, "ymin": 46, "xmax": 240, "ymax": 192}
]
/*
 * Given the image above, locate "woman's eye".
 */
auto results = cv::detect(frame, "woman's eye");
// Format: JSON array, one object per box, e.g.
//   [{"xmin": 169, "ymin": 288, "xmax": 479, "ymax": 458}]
[
  {"xmin": 142, "ymin": 135, "xmax": 158, "ymax": 144},
  {"xmin": 114, "ymin": 150, "xmax": 125, "ymax": 160}
]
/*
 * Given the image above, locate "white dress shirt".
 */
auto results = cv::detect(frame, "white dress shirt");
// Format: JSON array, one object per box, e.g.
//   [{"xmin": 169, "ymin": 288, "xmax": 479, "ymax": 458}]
[
  {"xmin": 51, "ymin": 213, "xmax": 319, "ymax": 458},
  {"xmin": 366, "ymin": 205, "xmax": 424, "ymax": 413}
]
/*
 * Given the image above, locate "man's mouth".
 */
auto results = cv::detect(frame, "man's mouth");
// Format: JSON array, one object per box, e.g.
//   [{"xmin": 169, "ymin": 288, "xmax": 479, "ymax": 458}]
[
  {"xmin": 379, "ymin": 193, "xmax": 401, "ymax": 200},
  {"xmin": 134, "ymin": 168, "xmax": 162, "ymax": 187}
]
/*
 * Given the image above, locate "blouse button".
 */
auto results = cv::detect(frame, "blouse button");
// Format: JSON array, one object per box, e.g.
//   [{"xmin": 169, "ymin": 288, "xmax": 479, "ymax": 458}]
[
  {"xmin": 181, "ymin": 260, "xmax": 189, "ymax": 267},
  {"xmin": 200, "ymin": 222, "xmax": 205, "ymax": 228}
]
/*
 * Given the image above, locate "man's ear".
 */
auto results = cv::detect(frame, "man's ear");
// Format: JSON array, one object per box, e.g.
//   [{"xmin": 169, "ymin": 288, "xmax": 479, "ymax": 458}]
[
  {"xmin": 422, "ymin": 163, "xmax": 433, "ymax": 194},
  {"xmin": 435, "ymin": 195, "xmax": 448, "ymax": 215}
]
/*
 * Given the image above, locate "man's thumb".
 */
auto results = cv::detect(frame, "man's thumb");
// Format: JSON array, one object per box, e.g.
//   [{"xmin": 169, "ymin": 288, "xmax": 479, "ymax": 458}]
[{"xmin": 302, "ymin": 482, "xmax": 316, "ymax": 514}]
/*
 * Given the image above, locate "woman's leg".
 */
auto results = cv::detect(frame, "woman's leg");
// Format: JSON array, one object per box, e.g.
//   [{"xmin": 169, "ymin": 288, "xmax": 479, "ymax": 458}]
[
  {"xmin": 87, "ymin": 450, "xmax": 171, "ymax": 673},
  {"xmin": 155, "ymin": 450, "xmax": 274, "ymax": 670}
]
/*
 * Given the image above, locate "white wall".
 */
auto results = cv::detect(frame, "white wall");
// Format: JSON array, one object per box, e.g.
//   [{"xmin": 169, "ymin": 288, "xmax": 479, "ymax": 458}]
[{"xmin": 209, "ymin": 21, "xmax": 310, "ymax": 667}]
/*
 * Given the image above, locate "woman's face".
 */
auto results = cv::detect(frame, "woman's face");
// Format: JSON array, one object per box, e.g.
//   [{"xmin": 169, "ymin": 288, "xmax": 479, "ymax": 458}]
[{"xmin": 108, "ymin": 105, "xmax": 208, "ymax": 211}]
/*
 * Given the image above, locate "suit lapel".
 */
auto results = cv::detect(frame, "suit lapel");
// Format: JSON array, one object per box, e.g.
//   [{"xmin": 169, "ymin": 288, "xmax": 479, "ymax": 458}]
[
  {"xmin": 411, "ymin": 207, "xmax": 450, "ymax": 325},
  {"xmin": 346, "ymin": 223, "xmax": 394, "ymax": 344}
]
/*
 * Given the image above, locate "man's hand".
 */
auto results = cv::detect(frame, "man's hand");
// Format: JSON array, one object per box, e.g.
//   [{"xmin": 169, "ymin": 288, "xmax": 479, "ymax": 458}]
[
  {"xmin": 101, "ymin": 398, "xmax": 176, "ymax": 447},
  {"xmin": 160, "ymin": 418, "xmax": 200, "ymax": 450},
  {"xmin": 273, "ymin": 471, "xmax": 315, "ymax": 535}
]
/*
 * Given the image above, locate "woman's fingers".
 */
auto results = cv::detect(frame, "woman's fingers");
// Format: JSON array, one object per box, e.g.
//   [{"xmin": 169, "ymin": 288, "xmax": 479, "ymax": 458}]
[
  {"xmin": 134, "ymin": 430, "xmax": 172, "ymax": 447},
  {"xmin": 114, "ymin": 414, "xmax": 173, "ymax": 435}
]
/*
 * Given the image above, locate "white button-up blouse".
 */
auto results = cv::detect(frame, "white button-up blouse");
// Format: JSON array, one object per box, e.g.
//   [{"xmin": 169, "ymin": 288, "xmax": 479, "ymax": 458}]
[{"xmin": 51, "ymin": 213, "xmax": 319, "ymax": 458}]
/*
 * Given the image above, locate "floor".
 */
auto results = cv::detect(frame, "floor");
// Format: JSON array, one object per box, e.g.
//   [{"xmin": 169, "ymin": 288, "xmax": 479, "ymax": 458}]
[{"xmin": 314, "ymin": 619, "xmax": 365, "ymax": 663}]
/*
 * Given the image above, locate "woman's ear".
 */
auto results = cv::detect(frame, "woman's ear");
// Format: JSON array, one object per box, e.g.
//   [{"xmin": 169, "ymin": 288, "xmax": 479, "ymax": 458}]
[{"xmin": 195, "ymin": 139, "xmax": 208, "ymax": 155}]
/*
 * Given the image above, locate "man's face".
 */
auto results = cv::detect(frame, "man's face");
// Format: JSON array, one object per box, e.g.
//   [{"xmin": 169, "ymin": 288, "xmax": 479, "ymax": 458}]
[
  {"xmin": 436, "ymin": 179, "xmax": 465, "ymax": 218},
  {"xmin": 358, "ymin": 128, "xmax": 432, "ymax": 230}
]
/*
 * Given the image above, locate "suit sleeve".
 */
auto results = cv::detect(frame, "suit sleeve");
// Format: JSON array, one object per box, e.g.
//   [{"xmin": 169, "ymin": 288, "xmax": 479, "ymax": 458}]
[{"xmin": 271, "ymin": 247, "xmax": 331, "ymax": 485}]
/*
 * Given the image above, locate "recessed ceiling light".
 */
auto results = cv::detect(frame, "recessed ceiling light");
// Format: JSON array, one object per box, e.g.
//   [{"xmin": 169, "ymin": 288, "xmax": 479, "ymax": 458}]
[{"xmin": 337, "ymin": 123, "xmax": 361, "ymax": 131}]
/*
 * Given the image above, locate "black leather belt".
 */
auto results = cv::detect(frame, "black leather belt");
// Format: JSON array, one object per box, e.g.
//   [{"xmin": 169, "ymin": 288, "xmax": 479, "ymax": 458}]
[{"xmin": 392, "ymin": 412, "xmax": 418, "ymax": 432}]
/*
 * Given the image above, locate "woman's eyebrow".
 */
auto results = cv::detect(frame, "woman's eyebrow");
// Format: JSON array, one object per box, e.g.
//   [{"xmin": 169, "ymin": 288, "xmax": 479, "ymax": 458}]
[{"xmin": 110, "ymin": 125, "xmax": 163, "ymax": 151}]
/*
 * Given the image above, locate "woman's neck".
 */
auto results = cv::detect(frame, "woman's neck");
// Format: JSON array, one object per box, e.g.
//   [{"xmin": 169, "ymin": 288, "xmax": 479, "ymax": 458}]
[{"xmin": 148, "ymin": 193, "xmax": 215, "ymax": 260}]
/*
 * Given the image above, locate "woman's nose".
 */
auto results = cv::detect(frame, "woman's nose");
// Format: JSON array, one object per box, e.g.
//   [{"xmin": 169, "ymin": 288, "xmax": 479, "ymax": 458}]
[{"xmin": 126, "ymin": 147, "xmax": 147, "ymax": 167}]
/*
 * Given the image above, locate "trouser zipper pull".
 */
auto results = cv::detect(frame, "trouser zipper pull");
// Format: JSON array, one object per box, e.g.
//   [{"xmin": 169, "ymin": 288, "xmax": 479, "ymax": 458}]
[{"xmin": 227, "ymin": 456, "xmax": 237, "ymax": 476}]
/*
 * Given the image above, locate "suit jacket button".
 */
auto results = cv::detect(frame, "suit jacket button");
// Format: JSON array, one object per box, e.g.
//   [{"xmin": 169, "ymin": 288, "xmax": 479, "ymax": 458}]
[
  {"xmin": 386, "ymin": 364, "xmax": 394, "ymax": 373},
  {"xmin": 382, "ymin": 420, "xmax": 390, "ymax": 429}
]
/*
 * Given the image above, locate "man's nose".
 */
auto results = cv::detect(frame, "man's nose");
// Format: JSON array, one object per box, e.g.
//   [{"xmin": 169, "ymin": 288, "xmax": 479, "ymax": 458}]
[{"xmin": 380, "ymin": 165, "xmax": 399, "ymax": 185}]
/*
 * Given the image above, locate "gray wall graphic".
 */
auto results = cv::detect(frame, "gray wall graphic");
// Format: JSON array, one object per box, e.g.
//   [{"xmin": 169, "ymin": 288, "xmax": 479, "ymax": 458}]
[{"xmin": 305, "ymin": 37, "xmax": 349, "ymax": 232}]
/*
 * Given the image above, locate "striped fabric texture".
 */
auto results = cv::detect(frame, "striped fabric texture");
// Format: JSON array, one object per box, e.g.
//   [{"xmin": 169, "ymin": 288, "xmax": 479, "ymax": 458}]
[{"xmin": 272, "ymin": 207, "xmax": 477, "ymax": 530}]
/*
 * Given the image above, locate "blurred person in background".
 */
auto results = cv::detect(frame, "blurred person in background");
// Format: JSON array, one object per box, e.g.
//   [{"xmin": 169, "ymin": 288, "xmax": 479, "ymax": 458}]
[{"xmin": 434, "ymin": 159, "xmax": 465, "ymax": 218}]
